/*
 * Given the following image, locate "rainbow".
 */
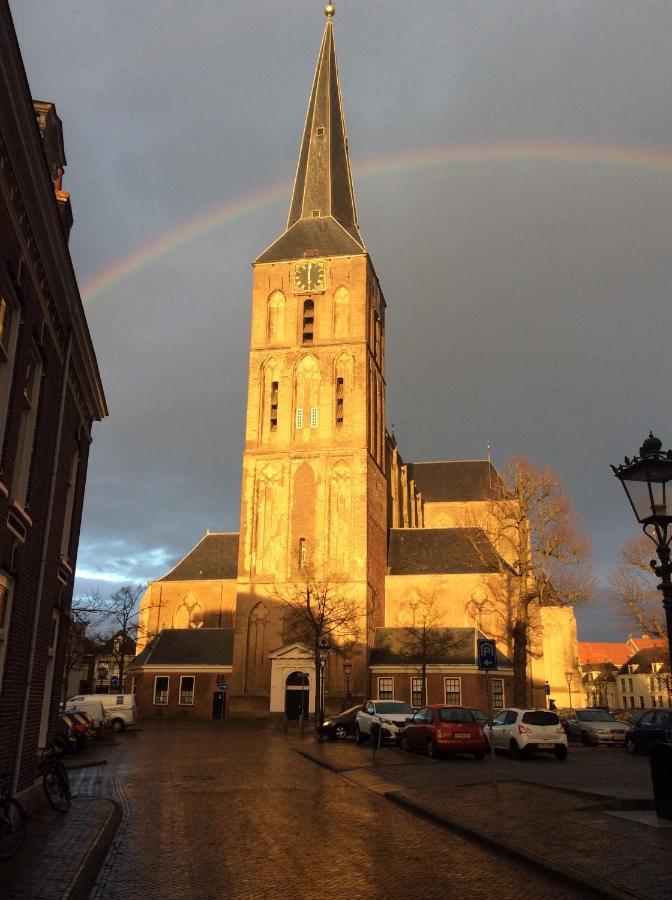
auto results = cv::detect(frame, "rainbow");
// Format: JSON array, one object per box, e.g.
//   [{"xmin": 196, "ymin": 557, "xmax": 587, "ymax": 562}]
[{"xmin": 80, "ymin": 141, "xmax": 672, "ymax": 303}]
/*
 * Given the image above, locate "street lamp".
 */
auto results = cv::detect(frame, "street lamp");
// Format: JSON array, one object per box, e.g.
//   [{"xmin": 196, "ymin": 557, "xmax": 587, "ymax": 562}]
[
  {"xmin": 343, "ymin": 658, "xmax": 353, "ymax": 707},
  {"xmin": 611, "ymin": 433, "xmax": 672, "ymax": 676},
  {"xmin": 97, "ymin": 666, "xmax": 108, "ymax": 693},
  {"xmin": 317, "ymin": 637, "xmax": 330, "ymax": 732},
  {"xmin": 564, "ymin": 671, "xmax": 574, "ymax": 709}
]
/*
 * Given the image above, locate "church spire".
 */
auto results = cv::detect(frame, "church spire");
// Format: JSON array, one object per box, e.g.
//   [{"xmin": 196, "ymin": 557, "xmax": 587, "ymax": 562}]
[{"xmin": 256, "ymin": 4, "xmax": 365, "ymax": 264}]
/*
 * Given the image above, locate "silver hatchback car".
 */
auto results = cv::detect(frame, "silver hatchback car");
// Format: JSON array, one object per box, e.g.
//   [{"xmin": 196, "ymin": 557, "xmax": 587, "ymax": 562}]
[{"xmin": 564, "ymin": 709, "xmax": 629, "ymax": 746}]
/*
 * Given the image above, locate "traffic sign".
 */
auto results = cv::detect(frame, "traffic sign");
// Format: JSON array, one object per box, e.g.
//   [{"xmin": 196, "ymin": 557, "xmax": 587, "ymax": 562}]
[
  {"xmin": 110, "ymin": 676, "xmax": 119, "ymax": 689},
  {"xmin": 477, "ymin": 638, "xmax": 498, "ymax": 670},
  {"xmin": 218, "ymin": 681, "xmax": 228, "ymax": 691}
]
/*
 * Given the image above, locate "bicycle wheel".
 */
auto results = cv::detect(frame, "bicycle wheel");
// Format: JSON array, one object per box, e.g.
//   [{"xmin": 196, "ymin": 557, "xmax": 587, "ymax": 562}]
[
  {"xmin": 43, "ymin": 765, "xmax": 70, "ymax": 813},
  {"xmin": 0, "ymin": 797, "xmax": 25, "ymax": 859}
]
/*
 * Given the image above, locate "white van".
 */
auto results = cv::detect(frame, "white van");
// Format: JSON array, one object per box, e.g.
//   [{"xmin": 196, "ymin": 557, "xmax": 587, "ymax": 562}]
[{"xmin": 66, "ymin": 693, "xmax": 137, "ymax": 732}]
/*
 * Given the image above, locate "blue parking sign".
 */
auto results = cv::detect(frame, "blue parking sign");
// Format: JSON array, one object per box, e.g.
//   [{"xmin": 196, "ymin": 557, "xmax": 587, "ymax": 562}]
[{"xmin": 477, "ymin": 638, "xmax": 498, "ymax": 670}]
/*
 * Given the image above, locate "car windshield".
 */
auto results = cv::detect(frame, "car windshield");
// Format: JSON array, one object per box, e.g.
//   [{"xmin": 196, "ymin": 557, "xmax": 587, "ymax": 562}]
[
  {"xmin": 521, "ymin": 711, "xmax": 560, "ymax": 726},
  {"xmin": 375, "ymin": 702, "xmax": 412, "ymax": 714},
  {"xmin": 576, "ymin": 710, "xmax": 616, "ymax": 723},
  {"xmin": 438, "ymin": 708, "xmax": 475, "ymax": 723}
]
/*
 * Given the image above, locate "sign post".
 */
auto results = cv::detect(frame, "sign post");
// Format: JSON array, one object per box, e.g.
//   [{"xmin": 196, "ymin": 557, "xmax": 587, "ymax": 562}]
[{"xmin": 477, "ymin": 639, "xmax": 498, "ymax": 785}]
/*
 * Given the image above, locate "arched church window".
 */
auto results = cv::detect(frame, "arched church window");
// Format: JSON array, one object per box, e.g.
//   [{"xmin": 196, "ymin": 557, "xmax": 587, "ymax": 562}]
[
  {"xmin": 270, "ymin": 381, "xmax": 278, "ymax": 431},
  {"xmin": 333, "ymin": 285, "xmax": 350, "ymax": 338},
  {"xmin": 302, "ymin": 299, "xmax": 315, "ymax": 344},
  {"xmin": 267, "ymin": 291, "xmax": 285, "ymax": 343}
]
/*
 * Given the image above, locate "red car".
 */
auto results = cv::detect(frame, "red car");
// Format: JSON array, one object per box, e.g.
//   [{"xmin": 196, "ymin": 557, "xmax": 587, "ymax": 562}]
[{"xmin": 400, "ymin": 706, "xmax": 487, "ymax": 759}]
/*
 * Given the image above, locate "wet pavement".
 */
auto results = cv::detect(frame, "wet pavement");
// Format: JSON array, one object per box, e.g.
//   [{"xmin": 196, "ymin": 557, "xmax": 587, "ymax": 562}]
[{"xmin": 80, "ymin": 722, "xmax": 587, "ymax": 899}]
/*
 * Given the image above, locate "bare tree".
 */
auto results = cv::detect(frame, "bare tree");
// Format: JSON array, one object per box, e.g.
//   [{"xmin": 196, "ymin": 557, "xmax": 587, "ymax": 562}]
[
  {"xmin": 464, "ymin": 457, "xmax": 592, "ymax": 706},
  {"xmin": 102, "ymin": 584, "xmax": 147, "ymax": 690},
  {"xmin": 396, "ymin": 592, "xmax": 466, "ymax": 707},
  {"xmin": 609, "ymin": 533, "xmax": 666, "ymax": 638},
  {"xmin": 275, "ymin": 566, "xmax": 362, "ymax": 729},
  {"xmin": 61, "ymin": 588, "xmax": 106, "ymax": 698}
]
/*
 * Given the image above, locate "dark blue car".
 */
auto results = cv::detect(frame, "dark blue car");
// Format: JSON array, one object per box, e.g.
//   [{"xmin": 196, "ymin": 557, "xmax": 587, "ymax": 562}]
[{"xmin": 625, "ymin": 708, "xmax": 672, "ymax": 754}]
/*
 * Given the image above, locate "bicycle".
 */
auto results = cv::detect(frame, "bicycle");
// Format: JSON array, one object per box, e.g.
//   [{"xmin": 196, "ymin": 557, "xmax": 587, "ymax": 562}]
[
  {"xmin": 38, "ymin": 742, "xmax": 72, "ymax": 813},
  {"xmin": 0, "ymin": 777, "xmax": 25, "ymax": 860}
]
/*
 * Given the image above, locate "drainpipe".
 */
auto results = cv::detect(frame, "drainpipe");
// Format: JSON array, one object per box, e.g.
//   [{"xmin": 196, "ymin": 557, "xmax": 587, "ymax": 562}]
[{"xmin": 13, "ymin": 331, "xmax": 73, "ymax": 796}]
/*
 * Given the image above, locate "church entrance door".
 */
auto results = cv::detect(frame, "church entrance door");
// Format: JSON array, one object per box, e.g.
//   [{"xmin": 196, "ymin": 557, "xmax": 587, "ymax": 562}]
[{"xmin": 285, "ymin": 671, "xmax": 310, "ymax": 720}]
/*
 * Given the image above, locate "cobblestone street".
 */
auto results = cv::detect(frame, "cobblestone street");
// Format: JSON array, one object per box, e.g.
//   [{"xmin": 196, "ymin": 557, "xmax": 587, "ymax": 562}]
[{"xmin": 72, "ymin": 722, "xmax": 589, "ymax": 900}]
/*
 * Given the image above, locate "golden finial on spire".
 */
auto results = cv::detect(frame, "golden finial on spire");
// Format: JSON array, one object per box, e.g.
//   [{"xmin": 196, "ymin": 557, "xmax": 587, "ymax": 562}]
[{"xmin": 325, "ymin": 4, "xmax": 335, "ymax": 18}]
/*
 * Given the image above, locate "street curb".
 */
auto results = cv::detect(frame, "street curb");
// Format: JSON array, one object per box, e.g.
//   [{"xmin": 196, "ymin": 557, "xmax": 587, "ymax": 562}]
[
  {"xmin": 295, "ymin": 748, "xmax": 641, "ymax": 900},
  {"xmin": 64, "ymin": 797, "xmax": 122, "ymax": 900},
  {"xmin": 385, "ymin": 792, "xmax": 639, "ymax": 900}
]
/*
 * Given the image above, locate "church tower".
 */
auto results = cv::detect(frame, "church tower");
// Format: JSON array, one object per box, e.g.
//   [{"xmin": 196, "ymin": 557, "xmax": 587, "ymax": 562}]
[{"xmin": 232, "ymin": 6, "xmax": 388, "ymax": 712}]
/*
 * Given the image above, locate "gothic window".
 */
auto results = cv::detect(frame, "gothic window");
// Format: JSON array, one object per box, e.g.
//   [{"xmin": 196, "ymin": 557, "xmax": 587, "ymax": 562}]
[
  {"xmin": 329, "ymin": 461, "xmax": 352, "ymax": 573},
  {"xmin": 302, "ymin": 299, "xmax": 315, "ymax": 343},
  {"xmin": 334, "ymin": 352, "xmax": 352, "ymax": 431},
  {"xmin": 245, "ymin": 601, "xmax": 270, "ymax": 693},
  {"xmin": 298, "ymin": 537, "xmax": 306, "ymax": 569},
  {"xmin": 254, "ymin": 464, "xmax": 280, "ymax": 576},
  {"xmin": 270, "ymin": 381, "xmax": 279, "ymax": 431},
  {"xmin": 333, "ymin": 285, "xmax": 350, "ymax": 338},
  {"xmin": 267, "ymin": 291, "xmax": 285, "ymax": 343},
  {"xmin": 295, "ymin": 355, "xmax": 320, "ymax": 438},
  {"xmin": 335, "ymin": 377, "xmax": 344, "ymax": 426}
]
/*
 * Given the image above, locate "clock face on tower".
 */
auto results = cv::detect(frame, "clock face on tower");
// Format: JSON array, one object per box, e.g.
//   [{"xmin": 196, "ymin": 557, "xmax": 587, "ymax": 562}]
[{"xmin": 294, "ymin": 261, "xmax": 325, "ymax": 292}]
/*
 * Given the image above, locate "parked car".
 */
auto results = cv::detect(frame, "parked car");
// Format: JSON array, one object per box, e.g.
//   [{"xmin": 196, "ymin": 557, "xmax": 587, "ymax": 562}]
[
  {"xmin": 467, "ymin": 708, "xmax": 488, "ymax": 727},
  {"xmin": 610, "ymin": 708, "xmax": 651, "ymax": 726},
  {"xmin": 318, "ymin": 704, "xmax": 364, "ymax": 740},
  {"xmin": 564, "ymin": 709, "xmax": 629, "ymax": 746},
  {"xmin": 625, "ymin": 708, "xmax": 672, "ymax": 754},
  {"xmin": 355, "ymin": 700, "xmax": 414, "ymax": 744},
  {"xmin": 400, "ymin": 706, "xmax": 487, "ymax": 759},
  {"xmin": 66, "ymin": 693, "xmax": 137, "ymax": 732},
  {"xmin": 485, "ymin": 708, "xmax": 568, "ymax": 760}
]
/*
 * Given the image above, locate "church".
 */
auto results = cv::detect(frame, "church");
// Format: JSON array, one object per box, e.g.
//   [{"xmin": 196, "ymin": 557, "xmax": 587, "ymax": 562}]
[{"xmin": 131, "ymin": 6, "xmax": 578, "ymax": 722}]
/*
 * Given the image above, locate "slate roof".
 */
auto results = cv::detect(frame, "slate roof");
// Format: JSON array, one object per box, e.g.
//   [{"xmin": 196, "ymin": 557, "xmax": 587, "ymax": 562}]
[
  {"xmin": 407, "ymin": 460, "xmax": 504, "ymax": 503},
  {"xmin": 160, "ymin": 532, "xmax": 239, "ymax": 581},
  {"xmin": 617, "ymin": 647, "xmax": 670, "ymax": 676},
  {"xmin": 370, "ymin": 627, "xmax": 512, "ymax": 668},
  {"xmin": 388, "ymin": 527, "xmax": 503, "ymax": 575},
  {"xmin": 131, "ymin": 629, "xmax": 234, "ymax": 668},
  {"xmin": 255, "ymin": 11, "xmax": 365, "ymax": 264}
]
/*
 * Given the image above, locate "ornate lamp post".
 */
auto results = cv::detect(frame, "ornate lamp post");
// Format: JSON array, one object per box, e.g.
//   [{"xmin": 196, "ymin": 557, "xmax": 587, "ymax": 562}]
[
  {"xmin": 97, "ymin": 665, "xmax": 108, "ymax": 693},
  {"xmin": 317, "ymin": 637, "xmax": 330, "ymax": 732},
  {"xmin": 564, "ymin": 671, "xmax": 574, "ymax": 709},
  {"xmin": 611, "ymin": 433, "xmax": 672, "ymax": 676},
  {"xmin": 343, "ymin": 658, "xmax": 353, "ymax": 707}
]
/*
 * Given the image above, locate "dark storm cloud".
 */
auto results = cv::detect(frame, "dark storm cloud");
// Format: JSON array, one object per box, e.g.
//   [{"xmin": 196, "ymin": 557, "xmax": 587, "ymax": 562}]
[{"xmin": 9, "ymin": 1, "xmax": 672, "ymax": 640}]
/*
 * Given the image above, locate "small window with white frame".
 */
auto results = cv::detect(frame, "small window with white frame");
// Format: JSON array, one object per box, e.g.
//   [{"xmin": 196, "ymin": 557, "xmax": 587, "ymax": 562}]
[
  {"xmin": 295, "ymin": 408, "xmax": 303, "ymax": 429},
  {"xmin": 411, "ymin": 676, "xmax": 424, "ymax": 707},
  {"xmin": 310, "ymin": 407, "xmax": 318, "ymax": 429},
  {"xmin": 153, "ymin": 675, "xmax": 169, "ymax": 705},
  {"xmin": 377, "ymin": 677, "xmax": 393, "ymax": 700},
  {"xmin": 490, "ymin": 677, "xmax": 504, "ymax": 710},
  {"xmin": 179, "ymin": 676, "xmax": 195, "ymax": 705},
  {"xmin": 444, "ymin": 676, "xmax": 461, "ymax": 706},
  {"xmin": 0, "ymin": 573, "xmax": 14, "ymax": 690}
]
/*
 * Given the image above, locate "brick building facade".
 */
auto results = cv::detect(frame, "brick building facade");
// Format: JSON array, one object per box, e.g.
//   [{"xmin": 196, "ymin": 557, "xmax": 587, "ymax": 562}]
[{"xmin": 0, "ymin": 4, "xmax": 107, "ymax": 794}]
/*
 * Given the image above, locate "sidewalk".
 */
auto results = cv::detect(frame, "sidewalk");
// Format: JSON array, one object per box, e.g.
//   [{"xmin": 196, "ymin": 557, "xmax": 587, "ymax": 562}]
[
  {"xmin": 3, "ymin": 742, "xmax": 121, "ymax": 900},
  {"xmin": 296, "ymin": 739, "xmax": 672, "ymax": 900}
]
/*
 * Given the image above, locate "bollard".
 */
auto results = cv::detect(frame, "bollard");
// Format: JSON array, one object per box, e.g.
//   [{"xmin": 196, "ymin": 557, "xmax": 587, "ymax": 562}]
[
  {"xmin": 370, "ymin": 721, "xmax": 382, "ymax": 758},
  {"xmin": 650, "ymin": 742, "xmax": 672, "ymax": 820}
]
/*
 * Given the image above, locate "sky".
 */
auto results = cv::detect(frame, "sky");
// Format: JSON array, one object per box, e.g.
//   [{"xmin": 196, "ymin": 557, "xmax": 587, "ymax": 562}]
[{"xmin": 9, "ymin": 1, "xmax": 672, "ymax": 641}]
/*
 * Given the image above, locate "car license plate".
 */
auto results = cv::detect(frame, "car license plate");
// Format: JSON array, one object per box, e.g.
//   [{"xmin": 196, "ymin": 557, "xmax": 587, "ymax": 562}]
[
  {"xmin": 455, "ymin": 732, "xmax": 470, "ymax": 739},
  {"xmin": 541, "ymin": 743, "xmax": 556, "ymax": 749}
]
